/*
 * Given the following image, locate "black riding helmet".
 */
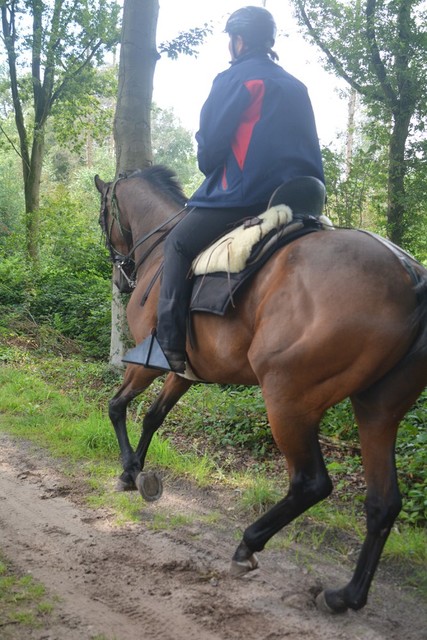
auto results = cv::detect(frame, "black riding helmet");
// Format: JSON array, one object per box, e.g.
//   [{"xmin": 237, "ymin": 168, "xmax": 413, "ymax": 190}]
[{"xmin": 225, "ymin": 6, "xmax": 277, "ymax": 50}]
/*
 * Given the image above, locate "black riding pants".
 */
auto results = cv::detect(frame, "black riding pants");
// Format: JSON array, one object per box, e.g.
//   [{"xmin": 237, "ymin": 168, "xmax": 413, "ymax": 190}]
[{"xmin": 156, "ymin": 204, "xmax": 266, "ymax": 352}]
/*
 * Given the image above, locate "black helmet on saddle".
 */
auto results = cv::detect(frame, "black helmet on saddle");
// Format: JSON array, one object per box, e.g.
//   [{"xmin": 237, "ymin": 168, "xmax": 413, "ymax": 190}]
[{"xmin": 225, "ymin": 6, "xmax": 277, "ymax": 50}]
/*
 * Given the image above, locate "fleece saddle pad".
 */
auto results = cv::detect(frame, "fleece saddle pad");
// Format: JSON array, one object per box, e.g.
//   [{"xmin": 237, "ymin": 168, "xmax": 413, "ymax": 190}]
[
  {"xmin": 190, "ymin": 214, "xmax": 329, "ymax": 316},
  {"xmin": 192, "ymin": 204, "xmax": 293, "ymax": 275}
]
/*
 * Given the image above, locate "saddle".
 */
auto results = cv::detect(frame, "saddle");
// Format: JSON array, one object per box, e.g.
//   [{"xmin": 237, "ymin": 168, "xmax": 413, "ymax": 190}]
[
  {"xmin": 127, "ymin": 177, "xmax": 328, "ymax": 374},
  {"xmin": 190, "ymin": 176, "xmax": 329, "ymax": 316}
]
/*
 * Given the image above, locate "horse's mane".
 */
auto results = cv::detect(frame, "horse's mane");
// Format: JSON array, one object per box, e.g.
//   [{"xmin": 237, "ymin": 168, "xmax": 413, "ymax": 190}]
[{"xmin": 124, "ymin": 166, "xmax": 187, "ymax": 207}]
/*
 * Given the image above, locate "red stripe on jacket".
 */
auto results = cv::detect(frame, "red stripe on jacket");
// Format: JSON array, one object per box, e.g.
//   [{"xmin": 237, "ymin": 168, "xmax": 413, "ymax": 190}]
[{"xmin": 232, "ymin": 80, "xmax": 266, "ymax": 171}]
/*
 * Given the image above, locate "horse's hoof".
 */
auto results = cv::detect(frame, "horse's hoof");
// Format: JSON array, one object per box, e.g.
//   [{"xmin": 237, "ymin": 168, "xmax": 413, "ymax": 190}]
[
  {"xmin": 230, "ymin": 553, "xmax": 259, "ymax": 577},
  {"xmin": 135, "ymin": 471, "xmax": 163, "ymax": 502},
  {"xmin": 315, "ymin": 590, "xmax": 348, "ymax": 614},
  {"xmin": 115, "ymin": 478, "xmax": 137, "ymax": 492}
]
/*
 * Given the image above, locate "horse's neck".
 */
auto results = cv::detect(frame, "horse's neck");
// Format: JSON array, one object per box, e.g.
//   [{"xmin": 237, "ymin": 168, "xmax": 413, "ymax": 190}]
[{"xmin": 129, "ymin": 196, "xmax": 180, "ymax": 270}]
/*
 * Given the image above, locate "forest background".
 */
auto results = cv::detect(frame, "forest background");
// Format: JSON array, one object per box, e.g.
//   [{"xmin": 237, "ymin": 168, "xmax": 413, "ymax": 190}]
[{"xmin": 0, "ymin": 0, "xmax": 426, "ymax": 527}]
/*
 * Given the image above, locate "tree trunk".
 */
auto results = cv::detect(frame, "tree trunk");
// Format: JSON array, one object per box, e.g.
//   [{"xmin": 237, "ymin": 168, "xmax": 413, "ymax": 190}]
[
  {"xmin": 114, "ymin": 0, "xmax": 160, "ymax": 173},
  {"xmin": 110, "ymin": 0, "xmax": 160, "ymax": 366},
  {"xmin": 345, "ymin": 89, "xmax": 357, "ymax": 180},
  {"xmin": 109, "ymin": 277, "xmax": 129, "ymax": 368},
  {"xmin": 387, "ymin": 107, "xmax": 411, "ymax": 246},
  {"xmin": 24, "ymin": 124, "xmax": 45, "ymax": 264}
]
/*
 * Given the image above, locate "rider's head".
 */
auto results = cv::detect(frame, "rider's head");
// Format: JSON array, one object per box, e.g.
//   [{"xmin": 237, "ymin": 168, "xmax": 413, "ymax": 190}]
[{"xmin": 225, "ymin": 6, "xmax": 278, "ymax": 62}]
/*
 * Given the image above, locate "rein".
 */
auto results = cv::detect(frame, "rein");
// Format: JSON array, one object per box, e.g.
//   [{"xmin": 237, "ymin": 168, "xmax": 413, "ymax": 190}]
[{"xmin": 102, "ymin": 175, "xmax": 187, "ymax": 289}]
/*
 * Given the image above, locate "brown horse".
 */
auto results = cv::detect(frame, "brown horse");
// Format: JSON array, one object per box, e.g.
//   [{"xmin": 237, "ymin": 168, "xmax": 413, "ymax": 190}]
[{"xmin": 95, "ymin": 166, "xmax": 427, "ymax": 614}]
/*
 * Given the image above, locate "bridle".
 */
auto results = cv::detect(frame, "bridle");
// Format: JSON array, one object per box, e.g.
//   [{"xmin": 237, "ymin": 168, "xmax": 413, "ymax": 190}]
[
  {"xmin": 100, "ymin": 177, "xmax": 137, "ymax": 289},
  {"xmin": 100, "ymin": 176, "xmax": 187, "ymax": 290}
]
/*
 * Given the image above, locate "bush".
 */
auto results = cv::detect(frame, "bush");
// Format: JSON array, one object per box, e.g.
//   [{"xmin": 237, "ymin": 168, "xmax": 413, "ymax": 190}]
[
  {"xmin": 172, "ymin": 385, "xmax": 427, "ymax": 525},
  {"xmin": 396, "ymin": 392, "xmax": 427, "ymax": 524},
  {"xmin": 30, "ymin": 269, "xmax": 111, "ymax": 358},
  {"xmin": 0, "ymin": 254, "xmax": 30, "ymax": 306}
]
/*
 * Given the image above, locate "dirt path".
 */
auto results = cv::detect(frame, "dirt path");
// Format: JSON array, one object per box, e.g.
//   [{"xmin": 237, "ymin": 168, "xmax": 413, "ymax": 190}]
[{"xmin": 0, "ymin": 433, "xmax": 425, "ymax": 640}]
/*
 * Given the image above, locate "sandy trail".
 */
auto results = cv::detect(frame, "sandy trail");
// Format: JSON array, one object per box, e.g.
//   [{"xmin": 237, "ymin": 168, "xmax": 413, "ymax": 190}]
[{"xmin": 0, "ymin": 433, "xmax": 425, "ymax": 640}]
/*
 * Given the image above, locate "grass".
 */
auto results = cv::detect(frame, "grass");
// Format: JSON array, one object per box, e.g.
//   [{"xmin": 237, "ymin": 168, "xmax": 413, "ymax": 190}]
[
  {"xmin": 0, "ymin": 351, "xmax": 426, "ymax": 591},
  {"xmin": 0, "ymin": 361, "xmax": 212, "ymax": 480},
  {"xmin": 0, "ymin": 553, "xmax": 55, "ymax": 638}
]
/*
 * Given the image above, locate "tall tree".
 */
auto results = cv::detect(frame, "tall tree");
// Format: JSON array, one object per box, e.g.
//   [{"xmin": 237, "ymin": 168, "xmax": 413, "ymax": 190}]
[
  {"xmin": 0, "ymin": 0, "xmax": 120, "ymax": 264},
  {"xmin": 109, "ymin": 0, "xmax": 210, "ymax": 366},
  {"xmin": 108, "ymin": 0, "xmax": 159, "ymax": 366},
  {"xmin": 292, "ymin": 0, "xmax": 427, "ymax": 245}
]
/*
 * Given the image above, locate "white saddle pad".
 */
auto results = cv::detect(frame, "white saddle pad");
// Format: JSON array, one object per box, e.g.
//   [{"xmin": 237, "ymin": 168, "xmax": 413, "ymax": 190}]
[{"xmin": 192, "ymin": 204, "xmax": 293, "ymax": 276}]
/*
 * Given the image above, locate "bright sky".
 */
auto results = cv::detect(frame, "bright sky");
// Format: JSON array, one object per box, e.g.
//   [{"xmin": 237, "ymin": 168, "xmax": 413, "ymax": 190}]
[{"xmin": 153, "ymin": 0, "xmax": 349, "ymax": 148}]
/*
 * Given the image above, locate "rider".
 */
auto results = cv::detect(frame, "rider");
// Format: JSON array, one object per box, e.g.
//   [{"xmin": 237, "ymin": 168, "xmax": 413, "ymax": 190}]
[{"xmin": 124, "ymin": 5, "xmax": 325, "ymax": 373}]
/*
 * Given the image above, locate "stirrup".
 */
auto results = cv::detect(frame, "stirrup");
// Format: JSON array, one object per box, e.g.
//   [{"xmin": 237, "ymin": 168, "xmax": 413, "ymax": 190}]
[{"xmin": 123, "ymin": 331, "xmax": 173, "ymax": 371}]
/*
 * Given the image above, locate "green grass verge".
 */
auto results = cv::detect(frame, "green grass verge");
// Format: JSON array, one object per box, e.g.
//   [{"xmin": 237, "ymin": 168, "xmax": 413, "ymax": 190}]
[
  {"xmin": 0, "ymin": 553, "xmax": 55, "ymax": 638},
  {"xmin": 0, "ymin": 360, "xmax": 214, "ymax": 481}
]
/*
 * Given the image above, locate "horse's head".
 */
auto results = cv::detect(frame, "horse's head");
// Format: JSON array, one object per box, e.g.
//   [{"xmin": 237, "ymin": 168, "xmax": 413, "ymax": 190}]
[
  {"xmin": 95, "ymin": 167, "xmax": 188, "ymax": 294},
  {"xmin": 94, "ymin": 174, "xmax": 136, "ymax": 294}
]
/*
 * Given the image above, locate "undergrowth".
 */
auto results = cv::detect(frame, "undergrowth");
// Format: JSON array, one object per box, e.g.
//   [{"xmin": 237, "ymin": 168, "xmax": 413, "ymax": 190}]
[{"xmin": 162, "ymin": 383, "xmax": 427, "ymax": 525}]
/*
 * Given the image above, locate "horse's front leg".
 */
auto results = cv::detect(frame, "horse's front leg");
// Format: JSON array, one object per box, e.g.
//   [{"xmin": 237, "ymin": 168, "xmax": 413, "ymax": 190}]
[
  {"xmin": 132, "ymin": 373, "xmax": 193, "ymax": 500},
  {"xmin": 108, "ymin": 365, "xmax": 161, "ymax": 491}
]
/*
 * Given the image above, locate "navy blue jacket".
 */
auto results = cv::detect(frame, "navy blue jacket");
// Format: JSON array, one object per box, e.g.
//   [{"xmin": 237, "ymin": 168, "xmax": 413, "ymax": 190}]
[{"xmin": 188, "ymin": 52, "xmax": 325, "ymax": 209}]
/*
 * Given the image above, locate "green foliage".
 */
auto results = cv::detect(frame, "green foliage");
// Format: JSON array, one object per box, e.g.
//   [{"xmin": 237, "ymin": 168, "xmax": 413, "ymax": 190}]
[
  {"xmin": 0, "ymin": 157, "xmax": 114, "ymax": 358},
  {"xmin": 321, "ymin": 393, "xmax": 427, "ymax": 525},
  {"xmin": 321, "ymin": 399, "xmax": 358, "ymax": 441},
  {"xmin": 395, "ymin": 392, "xmax": 427, "ymax": 524},
  {"xmin": 152, "ymin": 105, "xmax": 200, "ymax": 192},
  {"xmin": 0, "ymin": 0, "xmax": 121, "ymax": 263},
  {"xmin": 402, "ymin": 137, "xmax": 427, "ymax": 263},
  {"xmin": 0, "ymin": 143, "xmax": 24, "ymax": 248},
  {"xmin": 292, "ymin": 0, "xmax": 427, "ymax": 111},
  {"xmin": 239, "ymin": 478, "xmax": 282, "ymax": 515},
  {"xmin": 322, "ymin": 120, "xmax": 389, "ymax": 231},
  {"xmin": 38, "ymin": 183, "xmax": 110, "ymax": 277},
  {"xmin": 170, "ymin": 384, "xmax": 426, "ymax": 526},
  {"xmin": 0, "ymin": 99, "xmax": 203, "ymax": 360},
  {"xmin": 171, "ymin": 385, "xmax": 274, "ymax": 456},
  {"xmin": 0, "ymin": 263, "xmax": 111, "ymax": 358},
  {"xmin": 0, "ymin": 255, "xmax": 29, "ymax": 306},
  {"xmin": 51, "ymin": 65, "xmax": 118, "ymax": 155},
  {"xmin": 322, "ymin": 125, "xmax": 427, "ymax": 261},
  {"xmin": 29, "ymin": 270, "xmax": 111, "ymax": 358},
  {"xmin": 159, "ymin": 23, "xmax": 213, "ymax": 59},
  {"xmin": 292, "ymin": 0, "xmax": 427, "ymax": 246}
]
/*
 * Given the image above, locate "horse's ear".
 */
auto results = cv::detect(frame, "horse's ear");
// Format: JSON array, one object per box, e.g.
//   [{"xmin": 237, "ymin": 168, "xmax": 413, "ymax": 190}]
[{"xmin": 94, "ymin": 174, "xmax": 106, "ymax": 193}]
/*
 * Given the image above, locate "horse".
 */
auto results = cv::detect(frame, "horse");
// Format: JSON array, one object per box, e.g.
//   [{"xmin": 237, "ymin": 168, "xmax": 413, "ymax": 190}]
[{"xmin": 95, "ymin": 165, "xmax": 427, "ymax": 615}]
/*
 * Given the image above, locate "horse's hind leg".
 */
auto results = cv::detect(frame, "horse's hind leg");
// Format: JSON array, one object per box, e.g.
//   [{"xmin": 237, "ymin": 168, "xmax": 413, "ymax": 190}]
[
  {"xmin": 321, "ymin": 359, "xmax": 427, "ymax": 613},
  {"xmin": 232, "ymin": 388, "xmax": 333, "ymax": 575},
  {"xmin": 109, "ymin": 365, "xmax": 191, "ymax": 491}
]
